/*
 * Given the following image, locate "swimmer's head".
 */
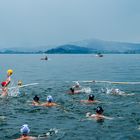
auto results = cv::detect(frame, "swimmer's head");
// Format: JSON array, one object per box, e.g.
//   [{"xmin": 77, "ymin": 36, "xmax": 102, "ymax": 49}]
[
  {"xmin": 20, "ymin": 124, "xmax": 30, "ymax": 135},
  {"xmin": 115, "ymin": 88, "xmax": 120, "ymax": 93},
  {"xmin": 7, "ymin": 69, "xmax": 13, "ymax": 76},
  {"xmin": 112, "ymin": 88, "xmax": 120, "ymax": 93},
  {"xmin": 33, "ymin": 95, "xmax": 39, "ymax": 102},
  {"xmin": 88, "ymin": 94, "xmax": 94, "ymax": 101},
  {"xmin": 75, "ymin": 81, "xmax": 80, "ymax": 86},
  {"xmin": 96, "ymin": 106, "xmax": 104, "ymax": 114},
  {"xmin": 1, "ymin": 81, "xmax": 7, "ymax": 87},
  {"xmin": 18, "ymin": 80, "xmax": 22, "ymax": 86},
  {"xmin": 70, "ymin": 87, "xmax": 74, "ymax": 93},
  {"xmin": 47, "ymin": 95, "xmax": 53, "ymax": 102}
]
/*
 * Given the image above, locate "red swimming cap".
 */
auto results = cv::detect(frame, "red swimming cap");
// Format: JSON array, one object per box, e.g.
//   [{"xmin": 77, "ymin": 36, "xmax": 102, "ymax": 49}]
[{"xmin": 1, "ymin": 81, "xmax": 7, "ymax": 87}]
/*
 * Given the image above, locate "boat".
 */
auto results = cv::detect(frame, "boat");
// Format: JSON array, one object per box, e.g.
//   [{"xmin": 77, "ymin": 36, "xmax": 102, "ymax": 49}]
[
  {"xmin": 41, "ymin": 56, "xmax": 48, "ymax": 60},
  {"xmin": 95, "ymin": 53, "xmax": 103, "ymax": 57}
]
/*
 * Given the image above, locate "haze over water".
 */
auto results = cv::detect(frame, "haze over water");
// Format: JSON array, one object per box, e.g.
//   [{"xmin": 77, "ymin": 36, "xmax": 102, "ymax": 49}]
[{"xmin": 0, "ymin": 54, "xmax": 140, "ymax": 139}]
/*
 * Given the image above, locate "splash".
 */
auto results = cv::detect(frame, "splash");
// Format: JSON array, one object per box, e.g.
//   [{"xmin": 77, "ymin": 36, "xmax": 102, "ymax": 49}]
[
  {"xmin": 81, "ymin": 87, "xmax": 92, "ymax": 93},
  {"xmin": 38, "ymin": 128, "xmax": 59, "ymax": 138},
  {"xmin": 103, "ymin": 88, "xmax": 135, "ymax": 96},
  {"xmin": 8, "ymin": 86, "xmax": 20, "ymax": 97},
  {"xmin": 106, "ymin": 88, "xmax": 125, "ymax": 95}
]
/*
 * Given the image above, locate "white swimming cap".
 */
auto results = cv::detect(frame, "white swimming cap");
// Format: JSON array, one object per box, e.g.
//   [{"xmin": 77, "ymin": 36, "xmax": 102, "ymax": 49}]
[
  {"xmin": 47, "ymin": 95, "xmax": 53, "ymax": 102},
  {"xmin": 75, "ymin": 81, "xmax": 80, "ymax": 86},
  {"xmin": 115, "ymin": 88, "xmax": 120, "ymax": 93},
  {"xmin": 20, "ymin": 124, "xmax": 30, "ymax": 134}
]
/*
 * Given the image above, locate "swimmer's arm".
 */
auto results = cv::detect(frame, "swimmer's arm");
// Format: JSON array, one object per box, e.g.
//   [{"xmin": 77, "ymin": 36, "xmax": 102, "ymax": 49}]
[
  {"xmin": 86, "ymin": 112, "xmax": 96, "ymax": 118},
  {"xmin": 102, "ymin": 115, "xmax": 114, "ymax": 120},
  {"xmin": 80, "ymin": 100, "xmax": 101, "ymax": 103},
  {"xmin": 94, "ymin": 100, "xmax": 101, "ymax": 103},
  {"xmin": 86, "ymin": 113, "xmax": 113, "ymax": 120},
  {"xmin": 40, "ymin": 102, "xmax": 57, "ymax": 107},
  {"xmin": 39, "ymin": 103, "xmax": 46, "ymax": 106},
  {"xmin": 28, "ymin": 101, "xmax": 42, "ymax": 106},
  {"xmin": 30, "ymin": 136, "xmax": 37, "ymax": 140},
  {"xmin": 5, "ymin": 77, "xmax": 11, "ymax": 86},
  {"xmin": 27, "ymin": 100, "xmax": 34, "ymax": 106},
  {"xmin": 55, "ymin": 103, "xmax": 59, "ymax": 106},
  {"xmin": 56, "ymin": 104, "xmax": 65, "ymax": 108},
  {"xmin": 31, "ymin": 104, "xmax": 41, "ymax": 106},
  {"xmin": 14, "ymin": 136, "xmax": 37, "ymax": 140},
  {"xmin": 80, "ymin": 100, "xmax": 87, "ymax": 103}
]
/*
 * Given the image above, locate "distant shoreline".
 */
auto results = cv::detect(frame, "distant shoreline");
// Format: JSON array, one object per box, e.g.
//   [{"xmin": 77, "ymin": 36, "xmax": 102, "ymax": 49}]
[
  {"xmin": 0, "ymin": 52, "xmax": 140, "ymax": 54},
  {"xmin": 1, "ymin": 39, "xmax": 140, "ymax": 54}
]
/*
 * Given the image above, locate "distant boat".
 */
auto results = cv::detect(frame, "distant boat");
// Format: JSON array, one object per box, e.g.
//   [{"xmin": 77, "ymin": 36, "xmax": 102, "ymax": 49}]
[
  {"xmin": 41, "ymin": 56, "xmax": 48, "ymax": 60},
  {"xmin": 95, "ymin": 53, "xmax": 103, "ymax": 57}
]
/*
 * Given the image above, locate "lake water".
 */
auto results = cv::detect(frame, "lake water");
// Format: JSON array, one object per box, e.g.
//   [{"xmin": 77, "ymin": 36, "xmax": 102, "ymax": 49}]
[{"xmin": 0, "ymin": 54, "xmax": 140, "ymax": 140}]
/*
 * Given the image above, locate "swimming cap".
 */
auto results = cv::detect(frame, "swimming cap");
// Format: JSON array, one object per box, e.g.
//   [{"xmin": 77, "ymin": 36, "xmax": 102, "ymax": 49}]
[
  {"xmin": 47, "ymin": 95, "xmax": 53, "ymax": 102},
  {"xmin": 75, "ymin": 81, "xmax": 80, "ymax": 86},
  {"xmin": 18, "ymin": 80, "xmax": 22, "ymax": 86},
  {"xmin": 33, "ymin": 95, "xmax": 39, "ymax": 102},
  {"xmin": 7, "ymin": 69, "xmax": 13, "ymax": 76},
  {"xmin": 96, "ymin": 106, "xmax": 104, "ymax": 114},
  {"xmin": 115, "ymin": 89, "xmax": 120, "ymax": 93},
  {"xmin": 20, "ymin": 124, "xmax": 30, "ymax": 135},
  {"xmin": 88, "ymin": 94, "xmax": 94, "ymax": 100},
  {"xmin": 1, "ymin": 81, "xmax": 7, "ymax": 87}
]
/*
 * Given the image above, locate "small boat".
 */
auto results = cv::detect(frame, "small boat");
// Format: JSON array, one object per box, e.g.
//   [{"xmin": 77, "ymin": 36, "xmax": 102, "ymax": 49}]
[
  {"xmin": 95, "ymin": 53, "xmax": 103, "ymax": 57},
  {"xmin": 41, "ymin": 56, "xmax": 48, "ymax": 60}
]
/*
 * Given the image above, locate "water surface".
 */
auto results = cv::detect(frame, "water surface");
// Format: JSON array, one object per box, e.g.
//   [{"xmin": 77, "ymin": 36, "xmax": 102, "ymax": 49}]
[{"xmin": 0, "ymin": 54, "xmax": 140, "ymax": 140}]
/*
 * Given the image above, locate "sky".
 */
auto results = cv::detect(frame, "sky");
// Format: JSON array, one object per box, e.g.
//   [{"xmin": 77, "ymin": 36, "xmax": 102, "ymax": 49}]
[{"xmin": 0, "ymin": 0, "xmax": 140, "ymax": 48}]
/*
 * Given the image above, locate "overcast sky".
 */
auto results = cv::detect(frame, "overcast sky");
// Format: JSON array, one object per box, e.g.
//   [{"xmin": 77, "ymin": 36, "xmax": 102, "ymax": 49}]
[{"xmin": 0, "ymin": 0, "xmax": 140, "ymax": 48}]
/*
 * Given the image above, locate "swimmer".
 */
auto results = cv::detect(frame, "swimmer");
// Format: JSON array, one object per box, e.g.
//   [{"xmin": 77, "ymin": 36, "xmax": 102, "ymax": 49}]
[
  {"xmin": 68, "ymin": 81, "xmax": 82, "ymax": 94},
  {"xmin": 86, "ymin": 106, "xmax": 113, "ymax": 120},
  {"xmin": 16, "ymin": 124, "xmax": 36, "ymax": 140},
  {"xmin": 68, "ymin": 87, "xmax": 83, "ymax": 94},
  {"xmin": 18, "ymin": 80, "xmax": 22, "ymax": 86},
  {"xmin": 41, "ymin": 95, "xmax": 57, "ymax": 107},
  {"xmin": 81, "ymin": 94, "xmax": 100, "ymax": 103},
  {"xmin": 71, "ymin": 81, "xmax": 81, "ymax": 89},
  {"xmin": 0, "ymin": 82, "xmax": 8, "ymax": 97},
  {"xmin": 32, "ymin": 95, "xmax": 41, "ymax": 106},
  {"xmin": 109, "ymin": 88, "xmax": 126, "ymax": 95},
  {"xmin": 0, "ymin": 69, "xmax": 13, "ymax": 97},
  {"xmin": 111, "ymin": 88, "xmax": 121, "ymax": 94},
  {"xmin": 111, "ymin": 88, "xmax": 135, "ymax": 96},
  {"xmin": 74, "ymin": 81, "xmax": 80, "ymax": 88}
]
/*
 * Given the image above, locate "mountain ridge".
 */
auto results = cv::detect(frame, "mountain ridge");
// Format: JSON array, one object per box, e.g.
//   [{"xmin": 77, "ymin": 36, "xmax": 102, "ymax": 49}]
[
  {"xmin": 45, "ymin": 39, "xmax": 140, "ymax": 54},
  {"xmin": 0, "ymin": 39, "xmax": 140, "ymax": 54}
]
